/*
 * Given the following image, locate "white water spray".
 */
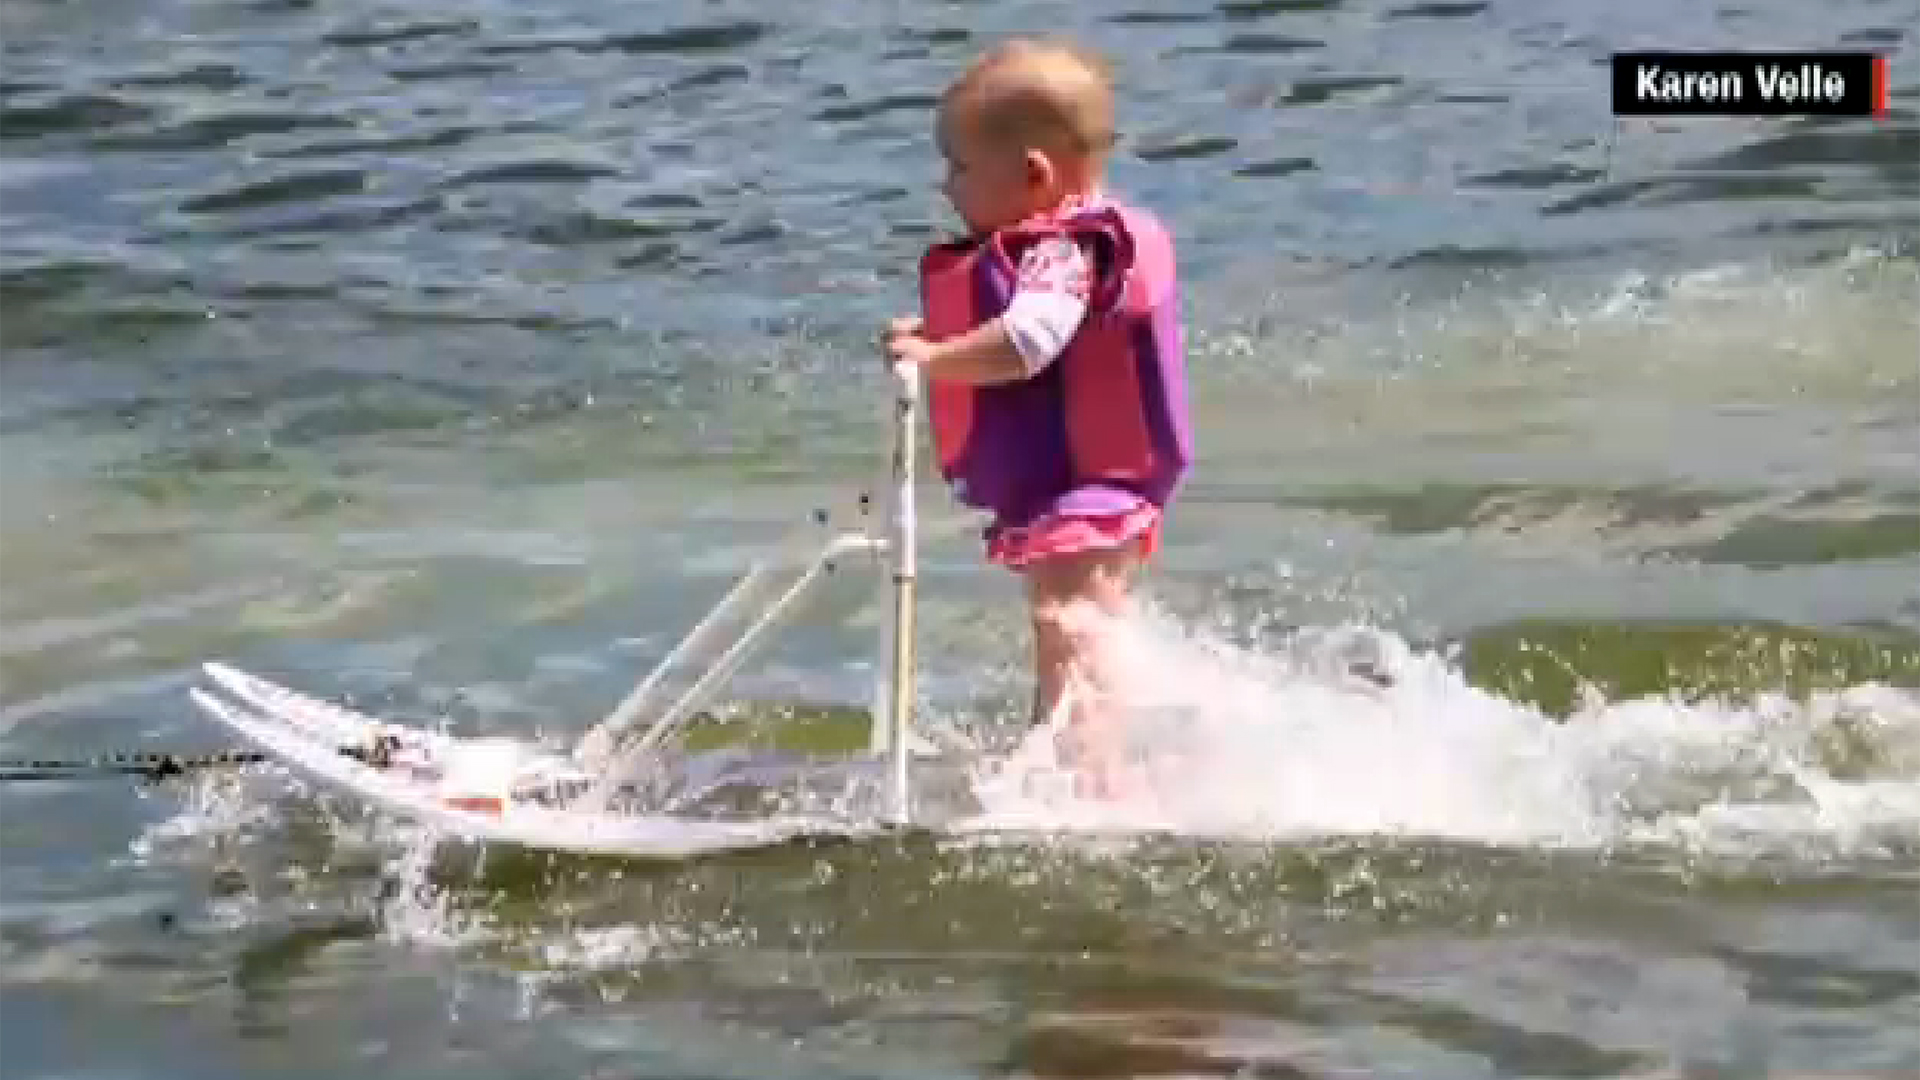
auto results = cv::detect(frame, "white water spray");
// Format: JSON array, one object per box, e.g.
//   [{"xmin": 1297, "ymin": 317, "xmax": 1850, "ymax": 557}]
[{"xmin": 958, "ymin": 606, "xmax": 1920, "ymax": 860}]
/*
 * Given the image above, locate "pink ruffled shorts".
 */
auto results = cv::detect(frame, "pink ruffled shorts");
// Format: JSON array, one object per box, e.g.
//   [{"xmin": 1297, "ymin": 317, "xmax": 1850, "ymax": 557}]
[{"xmin": 982, "ymin": 485, "xmax": 1163, "ymax": 571}]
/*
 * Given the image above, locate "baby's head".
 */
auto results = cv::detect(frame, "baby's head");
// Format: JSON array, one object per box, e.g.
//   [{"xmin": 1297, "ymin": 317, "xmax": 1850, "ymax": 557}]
[{"xmin": 935, "ymin": 38, "xmax": 1117, "ymax": 235}]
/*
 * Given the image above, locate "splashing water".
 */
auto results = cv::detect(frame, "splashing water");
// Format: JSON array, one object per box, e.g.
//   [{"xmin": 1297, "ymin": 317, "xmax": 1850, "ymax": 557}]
[{"xmin": 961, "ymin": 607, "xmax": 1920, "ymax": 861}]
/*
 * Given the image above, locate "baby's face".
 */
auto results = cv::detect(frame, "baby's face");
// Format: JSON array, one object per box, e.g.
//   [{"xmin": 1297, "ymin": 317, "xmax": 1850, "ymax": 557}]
[{"xmin": 935, "ymin": 103, "xmax": 1043, "ymax": 237}]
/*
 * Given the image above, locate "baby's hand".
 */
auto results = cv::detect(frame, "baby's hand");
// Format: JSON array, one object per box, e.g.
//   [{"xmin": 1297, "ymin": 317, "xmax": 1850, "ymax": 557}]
[{"xmin": 882, "ymin": 316, "xmax": 935, "ymax": 370}]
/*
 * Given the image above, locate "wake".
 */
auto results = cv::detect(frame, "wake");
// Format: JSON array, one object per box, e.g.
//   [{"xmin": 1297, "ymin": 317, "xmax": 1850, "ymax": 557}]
[{"xmin": 954, "ymin": 609, "xmax": 1920, "ymax": 861}]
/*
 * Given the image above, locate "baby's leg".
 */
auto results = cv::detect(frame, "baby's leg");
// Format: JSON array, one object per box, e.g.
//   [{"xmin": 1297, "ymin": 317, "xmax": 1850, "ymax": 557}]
[{"xmin": 1024, "ymin": 542, "xmax": 1144, "ymax": 798}]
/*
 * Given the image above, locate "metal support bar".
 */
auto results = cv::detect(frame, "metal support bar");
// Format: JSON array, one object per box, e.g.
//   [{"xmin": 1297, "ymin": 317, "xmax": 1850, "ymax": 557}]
[
  {"xmin": 574, "ymin": 491, "xmax": 881, "ymax": 773},
  {"xmin": 883, "ymin": 366, "xmax": 920, "ymax": 825},
  {"xmin": 581, "ymin": 532, "xmax": 881, "ymax": 808}
]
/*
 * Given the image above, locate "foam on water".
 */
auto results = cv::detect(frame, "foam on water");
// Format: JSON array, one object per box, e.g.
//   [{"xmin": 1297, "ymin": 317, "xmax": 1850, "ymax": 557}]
[{"xmin": 958, "ymin": 607, "xmax": 1920, "ymax": 861}]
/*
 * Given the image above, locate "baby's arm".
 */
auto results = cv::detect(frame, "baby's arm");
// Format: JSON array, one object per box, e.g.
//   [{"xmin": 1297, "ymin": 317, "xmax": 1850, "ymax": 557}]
[
  {"xmin": 1003, "ymin": 237, "xmax": 1092, "ymax": 374},
  {"xmin": 907, "ymin": 236, "xmax": 1093, "ymax": 385}
]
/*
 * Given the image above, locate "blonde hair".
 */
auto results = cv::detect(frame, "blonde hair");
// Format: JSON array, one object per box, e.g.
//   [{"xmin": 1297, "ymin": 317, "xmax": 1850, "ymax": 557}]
[{"xmin": 943, "ymin": 38, "xmax": 1118, "ymax": 155}]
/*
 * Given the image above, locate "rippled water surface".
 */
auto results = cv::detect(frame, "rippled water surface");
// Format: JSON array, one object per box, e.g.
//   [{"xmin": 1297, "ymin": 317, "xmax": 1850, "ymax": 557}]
[{"xmin": 2, "ymin": 0, "xmax": 1918, "ymax": 1077}]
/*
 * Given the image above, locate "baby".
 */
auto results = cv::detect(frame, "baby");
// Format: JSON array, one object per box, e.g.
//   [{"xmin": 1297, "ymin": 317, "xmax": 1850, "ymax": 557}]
[{"xmin": 883, "ymin": 38, "xmax": 1193, "ymax": 798}]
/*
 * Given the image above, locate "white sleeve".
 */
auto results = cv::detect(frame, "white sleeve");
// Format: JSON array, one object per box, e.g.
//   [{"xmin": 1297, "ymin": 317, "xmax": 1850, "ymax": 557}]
[{"xmin": 1002, "ymin": 236, "xmax": 1092, "ymax": 375}]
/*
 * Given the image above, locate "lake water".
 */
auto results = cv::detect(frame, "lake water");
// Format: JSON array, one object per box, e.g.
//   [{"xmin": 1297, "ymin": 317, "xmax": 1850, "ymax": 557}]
[{"xmin": 1, "ymin": 0, "xmax": 1917, "ymax": 1077}]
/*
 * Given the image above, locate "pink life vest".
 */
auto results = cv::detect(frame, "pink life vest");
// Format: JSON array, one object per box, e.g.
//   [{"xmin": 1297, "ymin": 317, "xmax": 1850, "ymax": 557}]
[{"xmin": 916, "ymin": 201, "xmax": 1193, "ymax": 524}]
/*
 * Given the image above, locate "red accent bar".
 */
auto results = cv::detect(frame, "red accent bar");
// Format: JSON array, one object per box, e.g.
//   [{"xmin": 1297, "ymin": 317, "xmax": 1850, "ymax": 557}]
[{"xmin": 443, "ymin": 795, "xmax": 504, "ymax": 815}]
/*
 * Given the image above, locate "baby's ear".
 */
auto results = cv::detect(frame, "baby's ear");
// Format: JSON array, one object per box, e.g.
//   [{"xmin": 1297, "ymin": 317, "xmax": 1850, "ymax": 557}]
[{"xmin": 1023, "ymin": 148, "xmax": 1055, "ymax": 189}]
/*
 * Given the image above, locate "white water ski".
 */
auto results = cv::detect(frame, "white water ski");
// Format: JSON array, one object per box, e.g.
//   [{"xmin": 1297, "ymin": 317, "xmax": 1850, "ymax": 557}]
[{"xmin": 191, "ymin": 663, "xmax": 860, "ymax": 858}]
